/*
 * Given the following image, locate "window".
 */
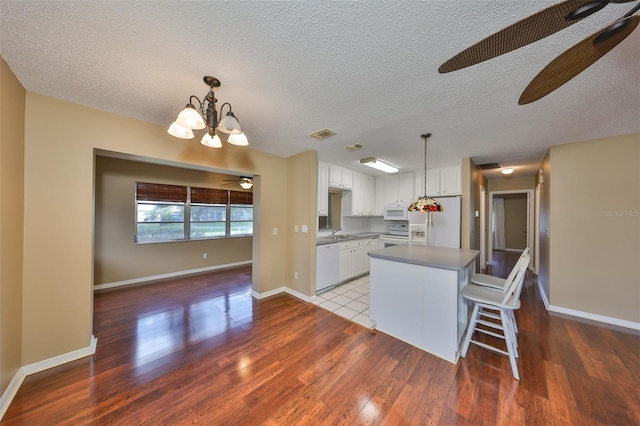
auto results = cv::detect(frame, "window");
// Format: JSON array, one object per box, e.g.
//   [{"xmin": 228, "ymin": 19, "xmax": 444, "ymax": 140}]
[
  {"xmin": 189, "ymin": 187, "xmax": 229, "ymax": 239},
  {"xmin": 230, "ymin": 191, "xmax": 253, "ymax": 236},
  {"xmin": 135, "ymin": 182, "xmax": 253, "ymax": 243}
]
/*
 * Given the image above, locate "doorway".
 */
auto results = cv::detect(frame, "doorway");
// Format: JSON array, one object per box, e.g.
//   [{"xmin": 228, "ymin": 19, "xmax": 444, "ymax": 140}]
[{"xmin": 488, "ymin": 190, "xmax": 533, "ymax": 270}]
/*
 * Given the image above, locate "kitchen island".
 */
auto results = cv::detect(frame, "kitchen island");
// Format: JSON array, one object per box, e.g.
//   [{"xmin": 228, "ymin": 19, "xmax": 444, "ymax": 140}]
[{"xmin": 368, "ymin": 244, "xmax": 480, "ymax": 363}]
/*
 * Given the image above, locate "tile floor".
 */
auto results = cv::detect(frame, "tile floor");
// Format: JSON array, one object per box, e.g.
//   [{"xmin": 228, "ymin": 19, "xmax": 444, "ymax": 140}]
[{"xmin": 313, "ymin": 275, "xmax": 376, "ymax": 329}]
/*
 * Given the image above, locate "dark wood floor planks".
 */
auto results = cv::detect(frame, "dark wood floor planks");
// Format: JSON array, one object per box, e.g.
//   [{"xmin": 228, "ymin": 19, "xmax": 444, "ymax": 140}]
[{"xmin": 3, "ymin": 254, "xmax": 640, "ymax": 425}]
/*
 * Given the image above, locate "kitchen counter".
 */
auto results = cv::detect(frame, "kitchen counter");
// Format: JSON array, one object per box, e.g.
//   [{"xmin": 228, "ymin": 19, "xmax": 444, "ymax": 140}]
[
  {"xmin": 368, "ymin": 245, "xmax": 479, "ymax": 363},
  {"xmin": 368, "ymin": 244, "xmax": 479, "ymax": 271},
  {"xmin": 316, "ymin": 232, "xmax": 381, "ymax": 246}
]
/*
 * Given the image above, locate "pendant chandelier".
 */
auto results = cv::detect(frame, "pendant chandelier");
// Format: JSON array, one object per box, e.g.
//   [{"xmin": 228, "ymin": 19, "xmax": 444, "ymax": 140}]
[
  {"xmin": 167, "ymin": 76, "xmax": 248, "ymax": 148},
  {"xmin": 408, "ymin": 133, "xmax": 443, "ymax": 212}
]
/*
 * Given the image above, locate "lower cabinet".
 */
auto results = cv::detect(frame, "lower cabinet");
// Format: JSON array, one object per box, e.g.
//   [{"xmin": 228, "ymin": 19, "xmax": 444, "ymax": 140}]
[{"xmin": 339, "ymin": 238, "xmax": 373, "ymax": 282}]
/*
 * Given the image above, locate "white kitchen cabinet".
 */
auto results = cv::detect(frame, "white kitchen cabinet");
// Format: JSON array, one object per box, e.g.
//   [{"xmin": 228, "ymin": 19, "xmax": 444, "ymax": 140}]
[
  {"xmin": 374, "ymin": 176, "xmax": 386, "ymax": 216},
  {"xmin": 344, "ymin": 172, "xmax": 375, "ymax": 216},
  {"xmin": 329, "ymin": 164, "xmax": 353, "ymax": 190},
  {"xmin": 339, "ymin": 239, "xmax": 367, "ymax": 281},
  {"xmin": 375, "ymin": 172, "xmax": 414, "ymax": 206},
  {"xmin": 426, "ymin": 169, "xmax": 440, "ymax": 196},
  {"xmin": 317, "ymin": 161, "xmax": 329, "ymax": 215},
  {"xmin": 413, "ymin": 166, "xmax": 461, "ymax": 197},
  {"xmin": 352, "ymin": 245, "xmax": 365, "ymax": 277},
  {"xmin": 398, "ymin": 173, "xmax": 414, "ymax": 202},
  {"xmin": 383, "ymin": 175, "xmax": 399, "ymax": 203},
  {"xmin": 440, "ymin": 166, "xmax": 461, "ymax": 195},
  {"xmin": 363, "ymin": 238, "xmax": 374, "ymax": 271},
  {"xmin": 339, "ymin": 247, "xmax": 352, "ymax": 281},
  {"xmin": 366, "ymin": 175, "xmax": 375, "ymax": 215}
]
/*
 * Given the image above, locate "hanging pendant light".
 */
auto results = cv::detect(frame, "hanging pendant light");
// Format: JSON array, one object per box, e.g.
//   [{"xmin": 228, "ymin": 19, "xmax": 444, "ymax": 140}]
[{"xmin": 408, "ymin": 133, "xmax": 443, "ymax": 212}]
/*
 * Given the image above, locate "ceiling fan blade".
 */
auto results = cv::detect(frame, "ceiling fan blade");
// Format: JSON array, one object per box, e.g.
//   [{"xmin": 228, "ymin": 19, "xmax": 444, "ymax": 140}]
[
  {"xmin": 519, "ymin": 15, "xmax": 639, "ymax": 104},
  {"xmin": 438, "ymin": 0, "xmax": 603, "ymax": 73}
]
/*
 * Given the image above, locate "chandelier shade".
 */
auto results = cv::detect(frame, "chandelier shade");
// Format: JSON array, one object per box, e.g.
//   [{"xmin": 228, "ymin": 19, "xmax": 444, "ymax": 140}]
[
  {"xmin": 217, "ymin": 112, "xmax": 242, "ymax": 134},
  {"xmin": 167, "ymin": 122, "xmax": 195, "ymax": 139},
  {"xmin": 176, "ymin": 105, "xmax": 206, "ymax": 130},
  {"xmin": 227, "ymin": 132, "xmax": 249, "ymax": 146},
  {"xmin": 200, "ymin": 133, "xmax": 222, "ymax": 148}
]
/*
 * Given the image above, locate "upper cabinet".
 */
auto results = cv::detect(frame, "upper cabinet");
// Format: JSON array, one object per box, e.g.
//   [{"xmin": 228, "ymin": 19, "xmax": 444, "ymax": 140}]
[
  {"xmin": 329, "ymin": 164, "xmax": 353, "ymax": 190},
  {"xmin": 413, "ymin": 165, "xmax": 461, "ymax": 198},
  {"xmin": 345, "ymin": 171, "xmax": 375, "ymax": 216},
  {"xmin": 375, "ymin": 173, "xmax": 414, "ymax": 207},
  {"xmin": 317, "ymin": 161, "xmax": 329, "ymax": 216},
  {"xmin": 439, "ymin": 166, "xmax": 461, "ymax": 195}
]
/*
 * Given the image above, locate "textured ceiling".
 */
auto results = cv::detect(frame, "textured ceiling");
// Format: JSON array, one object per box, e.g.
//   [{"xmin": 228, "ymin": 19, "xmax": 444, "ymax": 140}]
[{"xmin": 2, "ymin": 1, "xmax": 639, "ymax": 179}]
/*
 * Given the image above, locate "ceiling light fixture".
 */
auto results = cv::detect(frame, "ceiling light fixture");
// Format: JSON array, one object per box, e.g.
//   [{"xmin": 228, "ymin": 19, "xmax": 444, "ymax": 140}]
[
  {"xmin": 167, "ymin": 76, "xmax": 248, "ymax": 149},
  {"xmin": 359, "ymin": 157, "xmax": 399, "ymax": 173},
  {"xmin": 409, "ymin": 133, "xmax": 443, "ymax": 212},
  {"xmin": 239, "ymin": 178, "xmax": 253, "ymax": 190},
  {"xmin": 501, "ymin": 168, "xmax": 515, "ymax": 175}
]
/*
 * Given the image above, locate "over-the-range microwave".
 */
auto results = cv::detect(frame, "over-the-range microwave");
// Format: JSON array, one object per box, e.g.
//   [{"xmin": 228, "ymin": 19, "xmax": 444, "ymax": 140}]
[{"xmin": 383, "ymin": 202, "xmax": 411, "ymax": 221}]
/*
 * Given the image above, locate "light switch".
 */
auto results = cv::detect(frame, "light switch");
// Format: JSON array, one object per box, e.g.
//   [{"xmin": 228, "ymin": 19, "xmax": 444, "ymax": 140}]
[
  {"xmin": 301, "ymin": 225, "xmax": 308, "ymax": 233},
  {"xmin": 273, "ymin": 227, "xmax": 278, "ymax": 235},
  {"xmin": 294, "ymin": 225, "xmax": 298, "ymax": 232},
  {"xmin": 475, "ymin": 210, "xmax": 479, "ymax": 218}
]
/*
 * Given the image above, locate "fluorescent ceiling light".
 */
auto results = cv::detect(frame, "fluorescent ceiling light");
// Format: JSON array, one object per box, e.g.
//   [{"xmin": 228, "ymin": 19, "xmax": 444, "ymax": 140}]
[
  {"xmin": 501, "ymin": 168, "xmax": 514, "ymax": 175},
  {"xmin": 360, "ymin": 157, "xmax": 399, "ymax": 173}
]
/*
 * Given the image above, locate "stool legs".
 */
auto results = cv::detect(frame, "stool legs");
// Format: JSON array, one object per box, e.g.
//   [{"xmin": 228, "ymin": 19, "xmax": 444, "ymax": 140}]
[{"xmin": 461, "ymin": 302, "xmax": 520, "ymax": 380}]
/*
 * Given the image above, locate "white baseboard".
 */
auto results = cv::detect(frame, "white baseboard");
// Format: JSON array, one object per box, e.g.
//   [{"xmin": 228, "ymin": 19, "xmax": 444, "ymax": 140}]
[
  {"xmin": 547, "ymin": 305, "xmax": 640, "ymax": 331},
  {"xmin": 94, "ymin": 261, "xmax": 252, "ymax": 291},
  {"xmin": 536, "ymin": 278, "xmax": 639, "ymax": 330},
  {"xmin": 537, "ymin": 279, "xmax": 550, "ymax": 310},
  {"xmin": 251, "ymin": 286, "xmax": 316, "ymax": 303},
  {"xmin": 0, "ymin": 335, "xmax": 97, "ymax": 421},
  {"xmin": 0, "ymin": 367, "xmax": 26, "ymax": 421}
]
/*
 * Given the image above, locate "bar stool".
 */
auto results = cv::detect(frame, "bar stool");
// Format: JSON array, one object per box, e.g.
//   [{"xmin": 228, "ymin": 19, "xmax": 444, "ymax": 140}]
[{"xmin": 460, "ymin": 254, "xmax": 529, "ymax": 380}]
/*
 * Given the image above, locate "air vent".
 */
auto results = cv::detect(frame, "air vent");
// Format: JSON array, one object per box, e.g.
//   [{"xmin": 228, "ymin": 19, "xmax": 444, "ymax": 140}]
[
  {"xmin": 309, "ymin": 128, "xmax": 336, "ymax": 140},
  {"xmin": 345, "ymin": 143, "xmax": 366, "ymax": 152},
  {"xmin": 477, "ymin": 162, "xmax": 503, "ymax": 170}
]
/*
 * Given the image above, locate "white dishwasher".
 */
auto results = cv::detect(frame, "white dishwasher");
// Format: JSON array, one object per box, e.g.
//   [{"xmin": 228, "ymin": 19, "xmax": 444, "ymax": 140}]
[{"xmin": 316, "ymin": 243, "xmax": 340, "ymax": 292}]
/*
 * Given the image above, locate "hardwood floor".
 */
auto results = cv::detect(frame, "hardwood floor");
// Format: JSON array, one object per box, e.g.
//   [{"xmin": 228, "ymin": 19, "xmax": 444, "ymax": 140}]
[{"xmin": 3, "ymin": 257, "xmax": 640, "ymax": 425}]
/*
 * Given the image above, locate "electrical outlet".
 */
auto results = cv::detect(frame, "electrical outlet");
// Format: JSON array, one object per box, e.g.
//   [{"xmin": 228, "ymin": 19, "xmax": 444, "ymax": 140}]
[
  {"xmin": 294, "ymin": 225, "xmax": 298, "ymax": 232},
  {"xmin": 203, "ymin": 253, "xmax": 207, "ymax": 259},
  {"xmin": 273, "ymin": 227, "xmax": 278, "ymax": 235},
  {"xmin": 294, "ymin": 272, "xmax": 298, "ymax": 279}
]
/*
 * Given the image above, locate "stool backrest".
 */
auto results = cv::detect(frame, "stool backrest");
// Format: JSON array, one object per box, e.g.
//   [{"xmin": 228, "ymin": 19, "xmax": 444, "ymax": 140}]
[
  {"xmin": 499, "ymin": 248, "xmax": 530, "ymax": 294},
  {"xmin": 501, "ymin": 253, "xmax": 530, "ymax": 305}
]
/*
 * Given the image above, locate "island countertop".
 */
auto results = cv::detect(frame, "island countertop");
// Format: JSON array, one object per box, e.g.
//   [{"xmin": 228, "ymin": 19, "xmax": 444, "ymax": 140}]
[{"xmin": 368, "ymin": 244, "xmax": 480, "ymax": 271}]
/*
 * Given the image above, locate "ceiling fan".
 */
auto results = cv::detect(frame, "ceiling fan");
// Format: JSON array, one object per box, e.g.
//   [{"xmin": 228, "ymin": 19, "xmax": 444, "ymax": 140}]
[
  {"xmin": 222, "ymin": 176, "xmax": 254, "ymax": 190},
  {"xmin": 438, "ymin": 0, "xmax": 640, "ymax": 104}
]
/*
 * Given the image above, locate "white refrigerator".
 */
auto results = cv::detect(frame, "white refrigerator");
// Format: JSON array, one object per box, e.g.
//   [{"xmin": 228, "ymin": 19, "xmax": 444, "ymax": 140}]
[{"xmin": 408, "ymin": 196, "xmax": 461, "ymax": 248}]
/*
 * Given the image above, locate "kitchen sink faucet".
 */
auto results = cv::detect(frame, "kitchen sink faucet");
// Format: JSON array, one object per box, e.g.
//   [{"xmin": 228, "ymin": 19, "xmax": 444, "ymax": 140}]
[{"xmin": 331, "ymin": 228, "xmax": 342, "ymax": 237}]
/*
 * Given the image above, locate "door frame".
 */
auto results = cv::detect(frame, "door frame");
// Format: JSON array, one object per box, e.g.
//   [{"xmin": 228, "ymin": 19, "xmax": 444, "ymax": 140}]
[
  {"xmin": 488, "ymin": 189, "xmax": 534, "ymax": 270},
  {"xmin": 479, "ymin": 185, "xmax": 486, "ymax": 271}
]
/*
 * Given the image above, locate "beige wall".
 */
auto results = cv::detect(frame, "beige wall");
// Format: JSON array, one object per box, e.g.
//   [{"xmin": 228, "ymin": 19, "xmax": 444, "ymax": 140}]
[
  {"xmin": 548, "ymin": 133, "xmax": 639, "ymax": 323},
  {"xmin": 22, "ymin": 92, "xmax": 299, "ymax": 364},
  {"xmin": 95, "ymin": 156, "xmax": 253, "ymax": 285},
  {"xmin": 501, "ymin": 195, "xmax": 527, "ymax": 250},
  {"xmin": 285, "ymin": 151, "xmax": 318, "ymax": 295},
  {"xmin": 0, "ymin": 58, "xmax": 25, "ymax": 393},
  {"xmin": 487, "ymin": 176, "xmax": 535, "ymax": 192}
]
